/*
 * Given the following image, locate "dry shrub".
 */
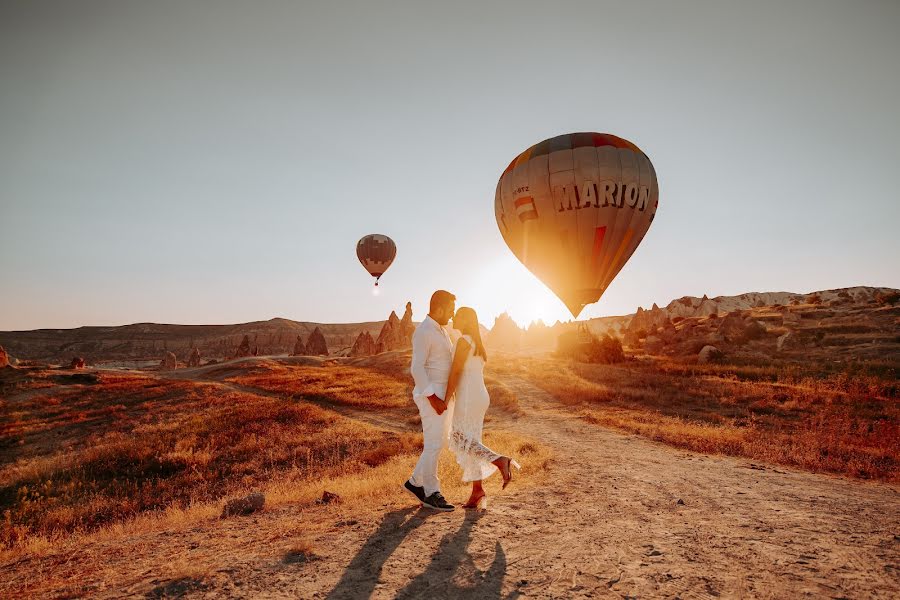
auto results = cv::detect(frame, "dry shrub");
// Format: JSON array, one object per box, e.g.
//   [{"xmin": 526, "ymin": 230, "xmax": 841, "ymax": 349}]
[
  {"xmin": 0, "ymin": 371, "xmax": 418, "ymax": 549},
  {"xmin": 492, "ymin": 355, "xmax": 898, "ymax": 482},
  {"xmin": 874, "ymin": 290, "xmax": 900, "ymax": 306},
  {"xmin": 1, "ymin": 362, "xmax": 552, "ymax": 557}
]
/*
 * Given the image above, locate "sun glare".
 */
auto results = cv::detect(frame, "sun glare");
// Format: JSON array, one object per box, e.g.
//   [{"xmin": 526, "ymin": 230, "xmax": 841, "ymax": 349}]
[{"xmin": 462, "ymin": 255, "xmax": 572, "ymax": 327}]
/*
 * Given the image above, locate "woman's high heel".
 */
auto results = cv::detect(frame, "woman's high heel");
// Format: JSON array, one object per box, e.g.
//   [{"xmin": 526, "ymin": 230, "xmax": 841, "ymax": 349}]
[
  {"xmin": 463, "ymin": 495, "xmax": 488, "ymax": 510},
  {"xmin": 500, "ymin": 457, "xmax": 521, "ymax": 490}
]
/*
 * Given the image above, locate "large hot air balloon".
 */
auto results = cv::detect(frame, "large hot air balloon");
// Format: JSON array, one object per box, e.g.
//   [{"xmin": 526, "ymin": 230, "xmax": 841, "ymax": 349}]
[
  {"xmin": 495, "ymin": 132, "xmax": 658, "ymax": 318},
  {"xmin": 356, "ymin": 234, "xmax": 397, "ymax": 286}
]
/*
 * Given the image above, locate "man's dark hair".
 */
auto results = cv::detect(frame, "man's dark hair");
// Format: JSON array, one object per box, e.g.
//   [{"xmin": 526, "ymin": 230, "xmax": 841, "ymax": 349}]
[{"xmin": 429, "ymin": 290, "xmax": 456, "ymax": 313}]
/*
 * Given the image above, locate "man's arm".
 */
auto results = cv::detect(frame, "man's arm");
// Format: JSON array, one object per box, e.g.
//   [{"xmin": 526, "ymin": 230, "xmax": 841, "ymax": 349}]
[{"xmin": 410, "ymin": 326, "xmax": 446, "ymax": 415}]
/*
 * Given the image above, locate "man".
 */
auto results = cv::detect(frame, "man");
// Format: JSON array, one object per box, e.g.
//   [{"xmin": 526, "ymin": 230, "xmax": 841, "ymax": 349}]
[{"xmin": 404, "ymin": 289, "xmax": 456, "ymax": 511}]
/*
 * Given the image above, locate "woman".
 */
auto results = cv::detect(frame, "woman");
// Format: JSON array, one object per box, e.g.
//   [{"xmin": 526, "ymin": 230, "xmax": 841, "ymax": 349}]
[{"xmin": 445, "ymin": 306, "xmax": 520, "ymax": 509}]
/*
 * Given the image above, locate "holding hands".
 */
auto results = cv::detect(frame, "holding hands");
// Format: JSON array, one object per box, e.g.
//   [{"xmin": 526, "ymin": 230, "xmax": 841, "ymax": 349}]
[{"xmin": 427, "ymin": 394, "xmax": 447, "ymax": 415}]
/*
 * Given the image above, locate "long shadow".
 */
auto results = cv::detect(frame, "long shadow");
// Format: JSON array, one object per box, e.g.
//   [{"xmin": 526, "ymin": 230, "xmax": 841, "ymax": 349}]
[
  {"xmin": 328, "ymin": 508, "xmax": 517, "ymax": 600},
  {"xmin": 396, "ymin": 511, "xmax": 517, "ymax": 600},
  {"xmin": 326, "ymin": 506, "xmax": 428, "ymax": 599}
]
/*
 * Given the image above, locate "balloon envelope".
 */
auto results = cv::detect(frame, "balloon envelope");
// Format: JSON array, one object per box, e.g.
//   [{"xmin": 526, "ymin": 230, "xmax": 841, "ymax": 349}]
[
  {"xmin": 356, "ymin": 234, "xmax": 397, "ymax": 283},
  {"xmin": 495, "ymin": 132, "xmax": 658, "ymax": 318}
]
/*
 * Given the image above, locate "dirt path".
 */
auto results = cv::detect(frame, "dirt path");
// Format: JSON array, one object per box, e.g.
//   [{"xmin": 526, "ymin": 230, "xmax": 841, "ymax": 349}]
[
  {"xmin": 247, "ymin": 376, "xmax": 896, "ymax": 599},
  {"xmin": 4, "ymin": 377, "xmax": 899, "ymax": 598}
]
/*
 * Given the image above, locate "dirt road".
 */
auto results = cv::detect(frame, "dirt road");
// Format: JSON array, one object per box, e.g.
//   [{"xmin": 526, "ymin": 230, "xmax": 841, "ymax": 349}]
[
  {"xmin": 3, "ymin": 376, "xmax": 898, "ymax": 598},
  {"xmin": 275, "ymin": 377, "xmax": 900, "ymax": 599}
]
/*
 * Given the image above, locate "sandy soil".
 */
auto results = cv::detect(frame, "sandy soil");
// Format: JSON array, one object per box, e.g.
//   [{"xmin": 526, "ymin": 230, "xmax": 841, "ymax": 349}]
[{"xmin": 3, "ymin": 377, "xmax": 898, "ymax": 599}]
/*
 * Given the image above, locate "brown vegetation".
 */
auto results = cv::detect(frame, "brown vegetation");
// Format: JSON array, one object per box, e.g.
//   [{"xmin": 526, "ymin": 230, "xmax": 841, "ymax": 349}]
[
  {"xmin": 1, "ymin": 355, "xmax": 536, "ymax": 558},
  {"xmin": 228, "ymin": 362, "xmax": 411, "ymax": 409},
  {"xmin": 489, "ymin": 355, "xmax": 898, "ymax": 482},
  {"xmin": 0, "ymin": 371, "xmax": 423, "ymax": 549}
]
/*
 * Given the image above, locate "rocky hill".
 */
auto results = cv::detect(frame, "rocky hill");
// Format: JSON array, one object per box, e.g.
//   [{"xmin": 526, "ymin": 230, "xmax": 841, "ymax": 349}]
[
  {"xmin": 1, "ymin": 286, "xmax": 896, "ymax": 367},
  {"xmin": 588, "ymin": 286, "xmax": 900, "ymax": 366},
  {"xmin": 0, "ymin": 318, "xmax": 386, "ymax": 365}
]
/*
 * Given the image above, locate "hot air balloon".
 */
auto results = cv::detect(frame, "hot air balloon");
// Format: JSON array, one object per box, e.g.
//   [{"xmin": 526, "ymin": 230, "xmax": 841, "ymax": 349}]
[
  {"xmin": 356, "ymin": 234, "xmax": 397, "ymax": 287},
  {"xmin": 495, "ymin": 132, "xmax": 658, "ymax": 318}
]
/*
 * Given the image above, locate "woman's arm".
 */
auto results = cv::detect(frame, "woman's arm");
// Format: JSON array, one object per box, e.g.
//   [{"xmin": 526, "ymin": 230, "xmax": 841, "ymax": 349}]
[{"xmin": 444, "ymin": 338, "xmax": 471, "ymax": 402}]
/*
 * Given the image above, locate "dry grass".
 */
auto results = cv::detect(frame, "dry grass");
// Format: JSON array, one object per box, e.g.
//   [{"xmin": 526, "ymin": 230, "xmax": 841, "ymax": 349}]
[
  {"xmin": 227, "ymin": 362, "xmax": 411, "ymax": 409},
  {"xmin": 0, "ymin": 370, "xmax": 420, "ymax": 551},
  {"xmin": 230, "ymin": 354, "xmax": 521, "ymax": 414},
  {"xmin": 490, "ymin": 355, "xmax": 899, "ymax": 482},
  {"xmin": 1, "ymin": 361, "xmax": 543, "ymax": 560}
]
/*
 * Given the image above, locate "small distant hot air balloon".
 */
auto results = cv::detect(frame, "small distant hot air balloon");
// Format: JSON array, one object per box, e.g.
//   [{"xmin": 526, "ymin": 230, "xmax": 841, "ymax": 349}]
[
  {"xmin": 495, "ymin": 132, "xmax": 659, "ymax": 318},
  {"xmin": 356, "ymin": 234, "xmax": 397, "ymax": 287}
]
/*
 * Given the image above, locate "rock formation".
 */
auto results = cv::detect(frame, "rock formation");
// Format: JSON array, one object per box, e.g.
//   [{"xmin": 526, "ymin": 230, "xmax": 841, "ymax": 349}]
[
  {"xmin": 186, "ymin": 347, "xmax": 201, "ymax": 367},
  {"xmin": 221, "ymin": 492, "xmax": 265, "ymax": 518},
  {"xmin": 643, "ymin": 335, "xmax": 664, "ymax": 354},
  {"xmin": 375, "ymin": 311, "xmax": 407, "ymax": 353},
  {"xmin": 400, "ymin": 302, "xmax": 415, "ymax": 342},
  {"xmin": 304, "ymin": 327, "xmax": 329, "ymax": 356},
  {"xmin": 70, "ymin": 357, "xmax": 85, "ymax": 369},
  {"xmin": 235, "ymin": 335, "xmax": 252, "ymax": 358},
  {"xmin": 782, "ymin": 310, "xmax": 802, "ymax": 327},
  {"xmin": 624, "ymin": 304, "xmax": 671, "ymax": 347},
  {"xmin": 698, "ymin": 345, "xmax": 724, "ymax": 364},
  {"xmin": 292, "ymin": 335, "xmax": 305, "ymax": 356},
  {"xmin": 160, "ymin": 351, "xmax": 177, "ymax": 370},
  {"xmin": 695, "ymin": 298, "xmax": 719, "ymax": 316},
  {"xmin": 0, "ymin": 346, "xmax": 9, "ymax": 368},
  {"xmin": 350, "ymin": 331, "xmax": 377, "ymax": 356},
  {"xmin": 487, "ymin": 313, "xmax": 523, "ymax": 350},
  {"xmin": 717, "ymin": 312, "xmax": 766, "ymax": 344},
  {"xmin": 777, "ymin": 332, "xmax": 793, "ymax": 352}
]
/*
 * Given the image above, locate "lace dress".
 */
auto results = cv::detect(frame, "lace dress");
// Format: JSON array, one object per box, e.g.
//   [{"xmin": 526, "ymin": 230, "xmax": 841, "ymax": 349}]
[{"xmin": 449, "ymin": 334, "xmax": 502, "ymax": 482}]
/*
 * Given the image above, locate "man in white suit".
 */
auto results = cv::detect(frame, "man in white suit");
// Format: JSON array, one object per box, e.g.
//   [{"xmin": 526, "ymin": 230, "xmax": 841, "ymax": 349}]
[{"xmin": 405, "ymin": 289, "xmax": 456, "ymax": 511}]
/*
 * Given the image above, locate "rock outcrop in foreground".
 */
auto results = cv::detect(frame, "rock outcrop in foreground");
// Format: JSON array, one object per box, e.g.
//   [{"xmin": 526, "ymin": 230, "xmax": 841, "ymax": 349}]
[
  {"xmin": 0, "ymin": 345, "xmax": 10, "ymax": 368},
  {"xmin": 70, "ymin": 357, "xmax": 85, "ymax": 369}
]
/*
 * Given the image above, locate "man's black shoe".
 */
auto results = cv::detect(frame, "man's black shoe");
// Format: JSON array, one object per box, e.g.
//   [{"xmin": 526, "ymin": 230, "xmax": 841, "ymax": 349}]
[
  {"xmin": 422, "ymin": 492, "xmax": 455, "ymax": 512},
  {"xmin": 404, "ymin": 480, "xmax": 426, "ymax": 504}
]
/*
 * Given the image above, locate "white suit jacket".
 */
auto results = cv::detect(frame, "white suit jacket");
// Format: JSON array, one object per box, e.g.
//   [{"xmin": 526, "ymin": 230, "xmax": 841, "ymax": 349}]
[{"xmin": 410, "ymin": 315, "xmax": 453, "ymax": 402}]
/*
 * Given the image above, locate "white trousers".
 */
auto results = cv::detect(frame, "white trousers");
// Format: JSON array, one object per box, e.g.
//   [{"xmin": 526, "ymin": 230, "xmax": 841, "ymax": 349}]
[{"xmin": 409, "ymin": 394, "xmax": 454, "ymax": 497}]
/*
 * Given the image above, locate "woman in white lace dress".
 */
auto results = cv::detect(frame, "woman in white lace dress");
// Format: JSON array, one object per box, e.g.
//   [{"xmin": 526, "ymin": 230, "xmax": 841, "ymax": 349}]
[{"xmin": 445, "ymin": 307, "xmax": 520, "ymax": 509}]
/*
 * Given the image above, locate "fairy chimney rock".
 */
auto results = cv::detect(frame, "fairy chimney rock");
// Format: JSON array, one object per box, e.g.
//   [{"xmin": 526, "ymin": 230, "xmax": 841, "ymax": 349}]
[
  {"xmin": 186, "ymin": 347, "xmax": 201, "ymax": 368},
  {"xmin": 305, "ymin": 327, "xmax": 329, "ymax": 356},
  {"xmin": 70, "ymin": 357, "xmax": 85, "ymax": 369},
  {"xmin": 350, "ymin": 330, "xmax": 378, "ymax": 356},
  {"xmin": 235, "ymin": 335, "xmax": 252, "ymax": 358},
  {"xmin": 292, "ymin": 335, "xmax": 305, "ymax": 356},
  {"xmin": 160, "ymin": 351, "xmax": 177, "ymax": 370},
  {"xmin": 400, "ymin": 302, "xmax": 415, "ymax": 341}
]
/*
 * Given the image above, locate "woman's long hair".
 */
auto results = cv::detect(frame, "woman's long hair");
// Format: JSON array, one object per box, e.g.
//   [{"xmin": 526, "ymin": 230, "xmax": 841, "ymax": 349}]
[{"xmin": 456, "ymin": 306, "xmax": 487, "ymax": 361}]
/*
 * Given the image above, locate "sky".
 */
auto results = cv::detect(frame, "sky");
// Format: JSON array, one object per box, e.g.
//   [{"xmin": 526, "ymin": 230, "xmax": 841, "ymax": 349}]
[{"xmin": 1, "ymin": 0, "xmax": 899, "ymax": 331}]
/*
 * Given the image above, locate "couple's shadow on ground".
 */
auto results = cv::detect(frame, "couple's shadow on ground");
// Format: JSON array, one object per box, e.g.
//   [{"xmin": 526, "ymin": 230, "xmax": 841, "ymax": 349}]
[{"xmin": 326, "ymin": 506, "xmax": 519, "ymax": 600}]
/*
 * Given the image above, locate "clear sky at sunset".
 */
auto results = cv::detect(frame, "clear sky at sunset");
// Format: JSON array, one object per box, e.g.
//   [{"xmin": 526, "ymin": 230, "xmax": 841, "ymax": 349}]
[{"xmin": 2, "ymin": 1, "xmax": 898, "ymax": 331}]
